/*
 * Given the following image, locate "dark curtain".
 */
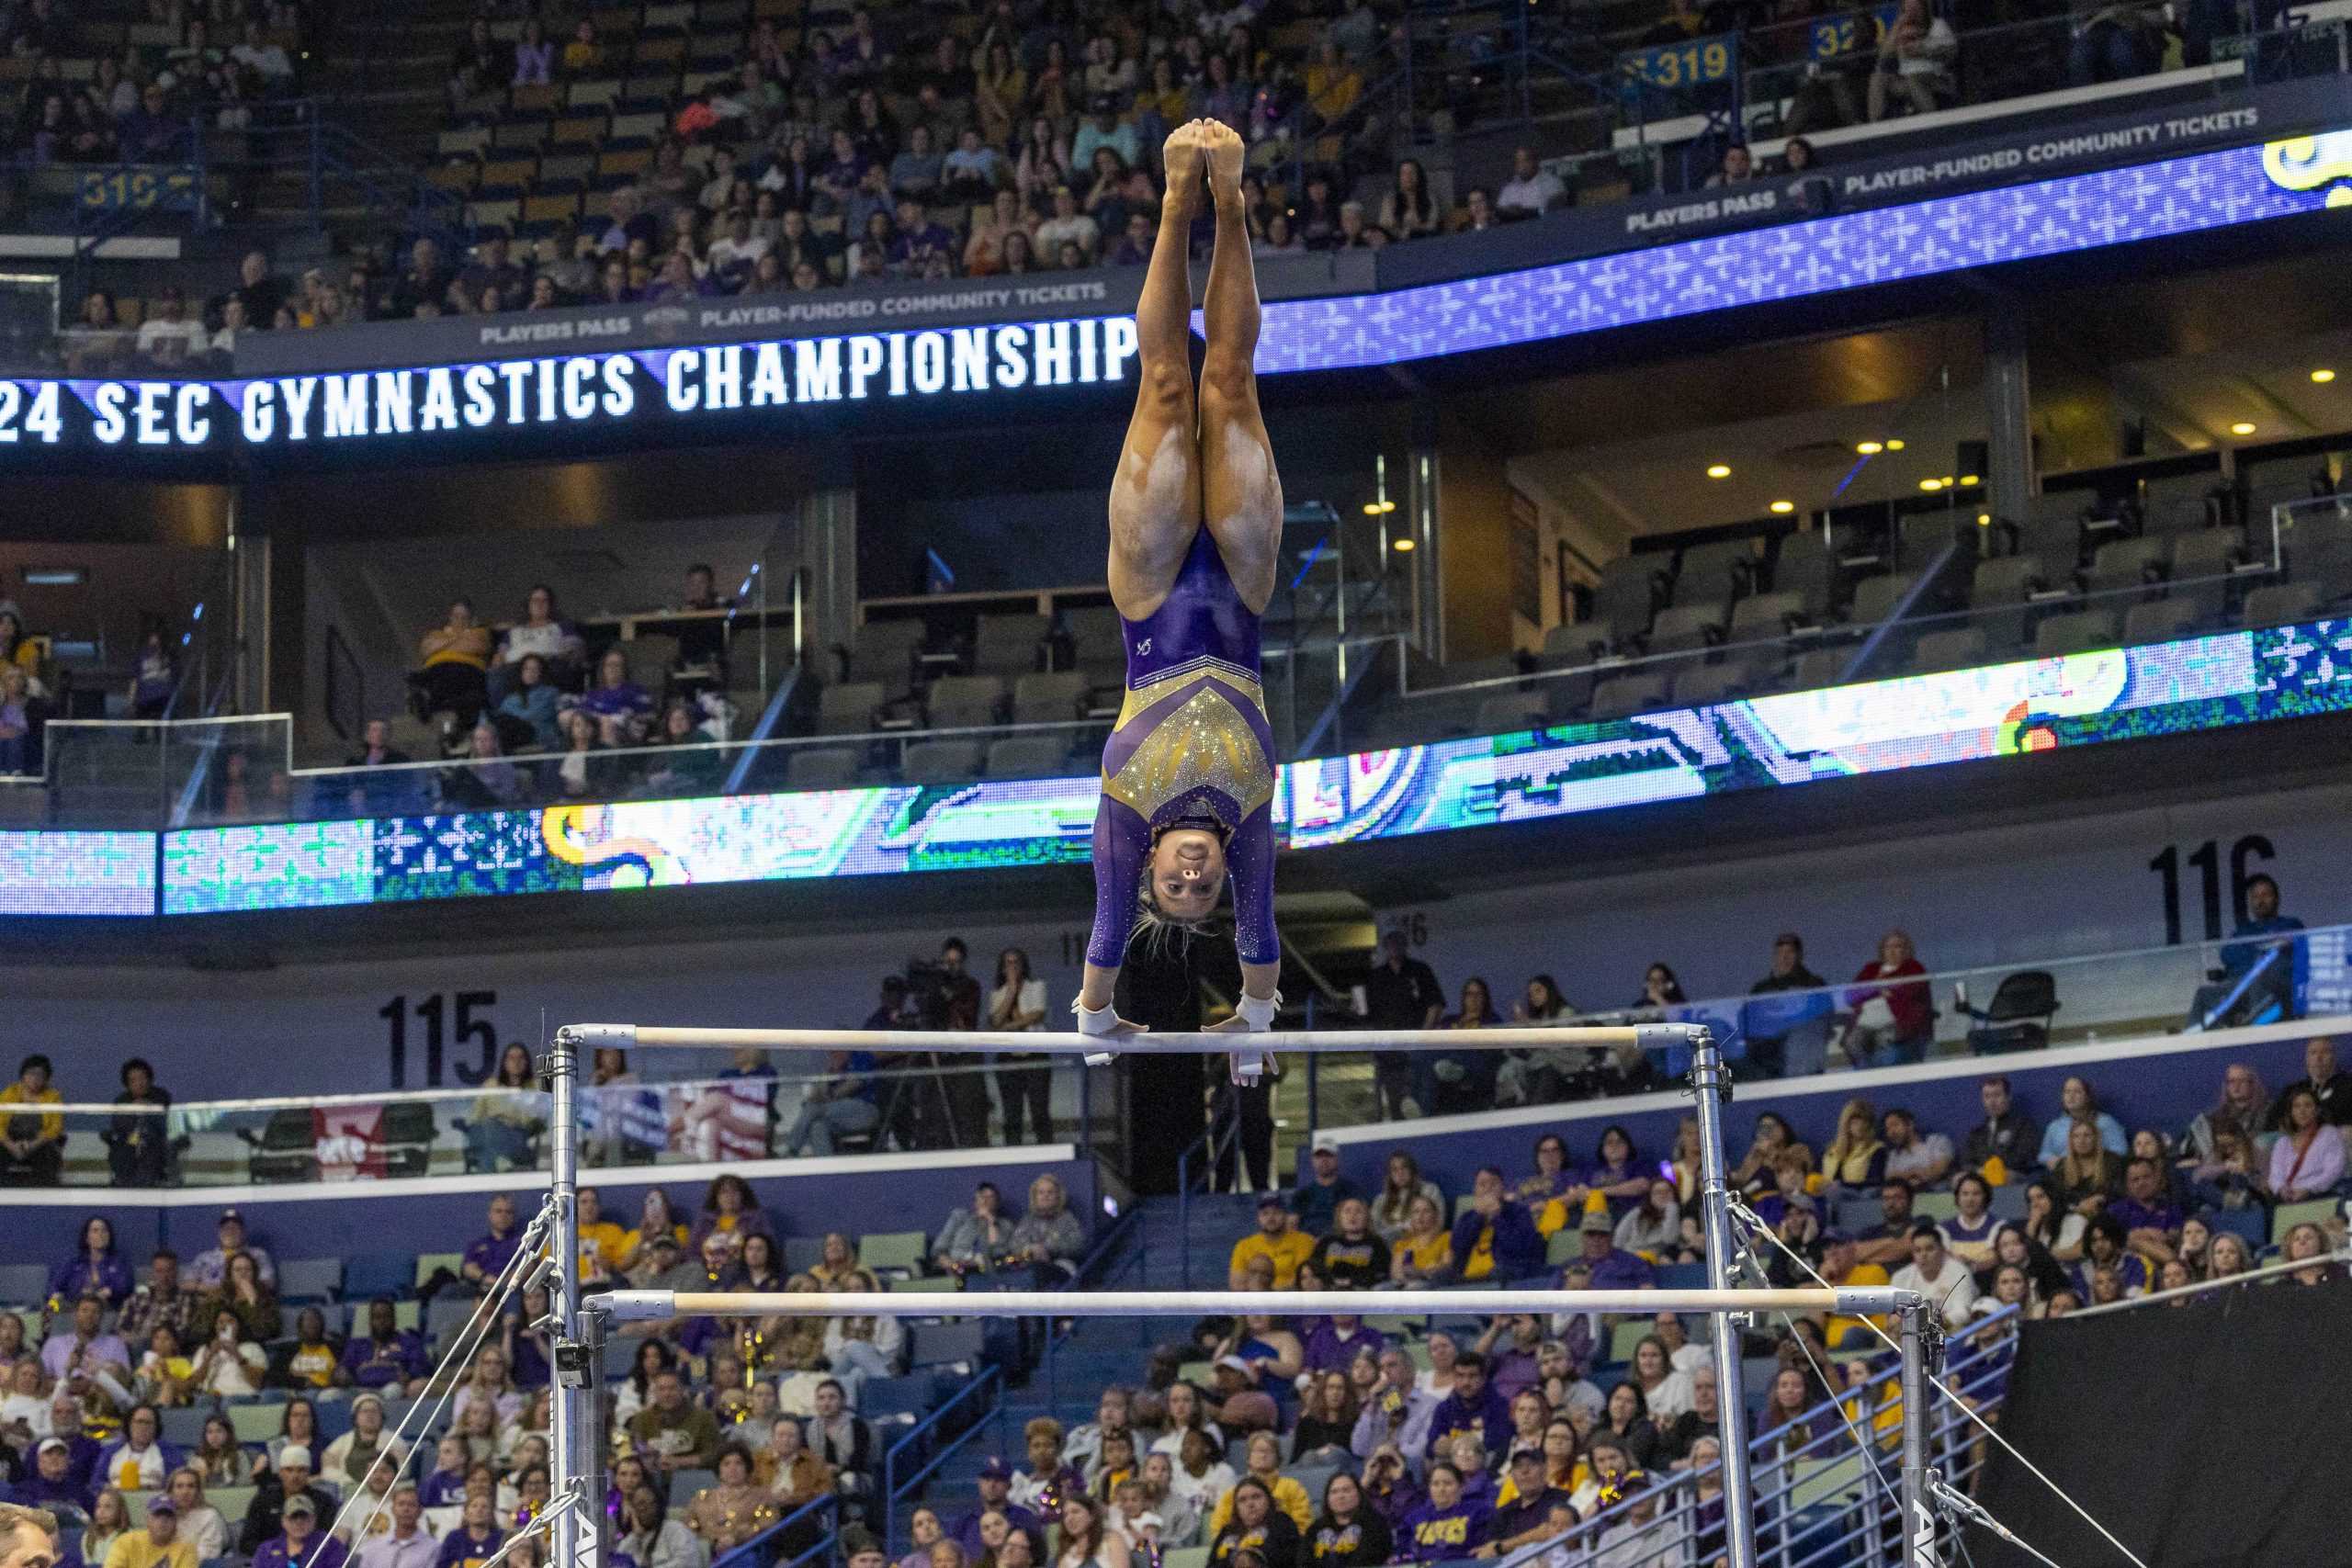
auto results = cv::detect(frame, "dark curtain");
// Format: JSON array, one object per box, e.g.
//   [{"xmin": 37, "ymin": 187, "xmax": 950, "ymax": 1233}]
[
  {"xmin": 1115, "ymin": 930, "xmax": 1235, "ymax": 1194},
  {"xmin": 1973, "ymin": 1276, "xmax": 2352, "ymax": 1568}
]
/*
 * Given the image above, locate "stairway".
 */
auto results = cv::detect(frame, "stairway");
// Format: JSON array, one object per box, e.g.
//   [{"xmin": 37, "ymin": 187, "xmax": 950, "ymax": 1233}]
[{"xmin": 879, "ymin": 1191, "xmax": 1260, "ymax": 1544}]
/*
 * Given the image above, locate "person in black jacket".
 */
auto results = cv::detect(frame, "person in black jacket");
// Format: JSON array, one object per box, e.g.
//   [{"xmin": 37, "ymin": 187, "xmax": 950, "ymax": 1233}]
[
  {"xmin": 1210, "ymin": 1482, "xmax": 1301, "ymax": 1568},
  {"xmin": 1306, "ymin": 1472, "xmax": 1391, "ymax": 1568}
]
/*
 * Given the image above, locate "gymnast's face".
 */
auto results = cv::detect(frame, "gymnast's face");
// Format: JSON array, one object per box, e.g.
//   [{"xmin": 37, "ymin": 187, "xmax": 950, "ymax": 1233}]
[{"xmin": 1149, "ymin": 829, "xmax": 1226, "ymax": 921}]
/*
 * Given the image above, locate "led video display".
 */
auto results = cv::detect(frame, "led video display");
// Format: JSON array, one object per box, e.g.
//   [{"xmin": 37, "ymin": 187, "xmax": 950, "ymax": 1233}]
[{"xmin": 157, "ymin": 617, "xmax": 2352, "ymax": 915}]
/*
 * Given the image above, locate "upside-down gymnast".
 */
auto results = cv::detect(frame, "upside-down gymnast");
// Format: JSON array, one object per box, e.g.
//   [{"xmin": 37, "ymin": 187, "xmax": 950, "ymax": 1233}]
[{"xmin": 1074, "ymin": 119, "xmax": 1283, "ymax": 1067}]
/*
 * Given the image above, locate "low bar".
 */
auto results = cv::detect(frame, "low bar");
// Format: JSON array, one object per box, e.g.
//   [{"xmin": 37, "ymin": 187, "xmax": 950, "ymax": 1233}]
[
  {"xmin": 599, "ymin": 1287, "xmax": 1914, "ymax": 1322},
  {"xmin": 559, "ymin": 1022, "xmax": 1703, "ymax": 1055}
]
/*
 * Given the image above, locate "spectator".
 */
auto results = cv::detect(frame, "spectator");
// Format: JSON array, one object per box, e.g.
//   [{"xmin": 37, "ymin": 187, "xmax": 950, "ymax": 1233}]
[
  {"xmin": 339, "ymin": 1298, "xmax": 426, "ymax": 1396},
  {"xmin": 1396, "ymin": 1464, "xmax": 1486, "ymax": 1562},
  {"xmin": 952, "ymin": 1460, "xmax": 1038, "ymax": 1559},
  {"xmin": 119, "ymin": 1249, "xmax": 194, "ymax": 1356},
  {"xmin": 687, "ymin": 1175, "xmax": 774, "ymax": 1254},
  {"xmin": 460, "ymin": 1195, "xmax": 523, "ymax": 1292},
  {"xmin": 2067, "ymin": 0, "xmax": 2161, "ymax": 85},
  {"xmin": 1448, "ymin": 1169, "xmax": 1543, "ymax": 1283},
  {"xmin": 1851, "ymin": 1181, "xmax": 1917, "ymax": 1269},
  {"xmin": 1388, "ymin": 1195, "xmax": 1452, "ymax": 1285},
  {"xmin": 617, "ymin": 1483, "xmax": 704, "ymax": 1568},
  {"xmin": 1360, "ymin": 930, "xmax": 1443, "ymax": 1121},
  {"xmin": 350, "ymin": 1483, "xmax": 432, "ymax": 1568},
  {"xmin": 1494, "ymin": 148, "xmax": 1565, "ymax": 219},
  {"xmin": 580, "ymin": 648, "xmax": 655, "ymax": 747},
  {"xmin": 105, "ymin": 1493, "xmax": 192, "ymax": 1568},
  {"xmin": 988, "ymin": 948, "xmax": 1052, "ymax": 1145},
  {"xmin": 1867, "ymin": 0, "xmax": 1956, "ymax": 118},
  {"xmin": 83, "ymin": 1492, "xmax": 132, "ymax": 1568},
  {"xmin": 1007, "ymin": 1420, "xmax": 1075, "ymax": 1513},
  {"xmin": 241, "ymin": 1448, "xmax": 336, "ymax": 1559},
  {"xmin": 51, "ymin": 1220, "xmax": 133, "ymax": 1305},
  {"xmin": 2190, "ymin": 874, "xmax": 2306, "ymax": 1027},
  {"xmin": 1350, "ymin": 1347, "xmax": 1435, "ymax": 1461},
  {"xmin": 2067, "ymin": 1213, "xmax": 2147, "ymax": 1300},
  {"xmin": 1228, "ymin": 1195, "xmax": 1311, "ymax": 1290},
  {"xmin": 9, "ymin": 1437, "xmax": 86, "ymax": 1517},
  {"xmin": 2182, "ymin": 1061, "xmax": 2268, "ymax": 1160},
  {"xmin": 492, "ymin": 656, "xmax": 560, "ymax": 752},
  {"xmin": 1744, "ymin": 932, "xmax": 1831, "ymax": 1079},
  {"xmin": 628, "ymin": 1371, "xmax": 719, "ymax": 1475},
  {"xmin": 96, "ymin": 1406, "xmax": 174, "ymax": 1494},
  {"xmin": 1941, "ymin": 1172, "xmax": 2002, "ymax": 1268},
  {"xmin": 1962, "ymin": 1076, "xmax": 2041, "ymax": 1177},
  {"xmin": 1371, "ymin": 1150, "xmax": 1443, "ymax": 1240},
  {"xmin": 1611, "ymin": 1180, "xmax": 1680, "ymax": 1258},
  {"xmin": 41, "ymin": 1295, "xmax": 130, "ymax": 1398},
  {"xmin": 1208, "ymin": 1438, "xmax": 1310, "ymax": 1539},
  {"xmin": 1033, "ymin": 186, "xmax": 1099, "ymax": 265},
  {"xmin": 1880, "ymin": 1109, "xmax": 1952, "ymax": 1188},
  {"xmin": 1052, "ymin": 1495, "xmax": 1127, "ymax": 1568},
  {"xmin": 2266, "ymin": 1036, "xmax": 2349, "ymax": 1130},
  {"xmin": 1842, "ymin": 930, "xmax": 1932, "ymax": 1066},
  {"xmin": 2035, "ymin": 1077, "xmax": 2125, "ymax": 1164},
  {"xmin": 133, "ymin": 288, "xmax": 207, "ymax": 367},
  {"xmin": 431, "ymin": 1495, "xmax": 501, "ymax": 1568},
  {"xmin": 2267, "ymin": 1085, "xmax": 2345, "ymax": 1201},
  {"xmin": 782, "ymin": 1046, "xmax": 880, "ymax": 1156},
  {"xmin": 1291, "ymin": 1134, "xmax": 1363, "ymax": 1236},
  {"xmin": 1376, "ymin": 159, "xmax": 1441, "ymax": 240},
  {"xmin": 1658, "ymin": 1367, "xmax": 1724, "ymax": 1468},
  {"xmin": 1420, "ymin": 1351, "xmax": 1511, "ymax": 1462},
  {"xmin": 320, "ymin": 1393, "xmax": 405, "ymax": 1495},
  {"xmin": 1577, "ymin": 1126, "xmax": 1655, "ymax": 1218},
  {"xmin": 933, "ymin": 1182, "xmax": 1015, "ymax": 1278},
  {"xmin": 408, "ymin": 601, "xmax": 492, "ymax": 731},
  {"xmin": 0, "ymin": 1056, "xmax": 63, "ymax": 1187},
  {"xmin": 2185, "ymin": 1121, "xmax": 2268, "ymax": 1212},
  {"xmin": 2052, "ymin": 1119, "xmax": 2124, "ymax": 1216},
  {"xmin": 1821, "ymin": 1099, "xmax": 1887, "ymax": 1190},
  {"xmin": 1889, "ymin": 1221, "xmax": 1979, "ymax": 1327},
  {"xmin": 683, "ymin": 1444, "xmax": 778, "ymax": 1553},
  {"xmin": 1006, "ymin": 1172, "xmax": 1085, "ymax": 1287},
  {"xmin": 1306, "ymin": 1200, "xmax": 1388, "ymax": 1290}
]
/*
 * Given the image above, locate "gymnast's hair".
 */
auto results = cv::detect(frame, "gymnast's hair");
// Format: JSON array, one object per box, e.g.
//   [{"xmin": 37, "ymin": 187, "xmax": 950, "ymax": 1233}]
[{"xmin": 1132, "ymin": 860, "xmax": 1222, "ymax": 959}]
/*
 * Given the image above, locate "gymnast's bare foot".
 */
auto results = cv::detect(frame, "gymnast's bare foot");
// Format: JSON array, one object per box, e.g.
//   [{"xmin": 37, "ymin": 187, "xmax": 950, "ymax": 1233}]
[
  {"xmin": 1198, "ymin": 118, "xmax": 1245, "ymax": 213},
  {"xmin": 1162, "ymin": 120, "xmax": 1209, "ymax": 217}
]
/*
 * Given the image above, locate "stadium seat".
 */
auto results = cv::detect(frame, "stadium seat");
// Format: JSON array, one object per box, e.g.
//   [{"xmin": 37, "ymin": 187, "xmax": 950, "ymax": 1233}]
[
  {"xmin": 889, "ymin": 1277, "xmax": 963, "ymax": 1292},
  {"xmin": 1848, "ymin": 572, "xmax": 1916, "ymax": 626},
  {"xmin": 909, "ymin": 1320, "xmax": 985, "ymax": 1368},
  {"xmin": 1475, "ymin": 692, "xmax": 1544, "ymax": 735},
  {"xmin": 1771, "ymin": 534, "xmax": 1838, "ymax": 618},
  {"xmin": 666, "ymin": 1467, "xmax": 718, "ymax": 1506},
  {"xmin": 2085, "ymin": 537, "xmax": 2168, "ymax": 598},
  {"xmin": 816, "ymin": 682, "xmax": 884, "ymax": 737},
  {"xmin": 277, "ymin": 1258, "xmax": 344, "ymax": 1303},
  {"xmin": 2240, "ymin": 581, "xmax": 2321, "ymax": 627},
  {"xmin": 924, "ymin": 675, "xmax": 1004, "ymax": 731},
  {"xmin": 1910, "ymin": 626, "xmax": 1986, "ymax": 672},
  {"xmin": 900, "ymin": 739, "xmax": 982, "ymax": 784},
  {"xmin": 858, "ymin": 1232, "xmax": 927, "ymax": 1275},
  {"xmin": 857, "ymin": 1374, "xmax": 935, "ymax": 1419},
  {"xmin": 984, "ymin": 736, "xmax": 1069, "ymax": 779},
  {"xmin": 785, "ymin": 748, "xmax": 860, "ymax": 790},
  {"xmin": 1012, "ymin": 671, "xmax": 1086, "ymax": 725},
  {"xmin": 2139, "ymin": 473, "xmax": 2222, "ymax": 535},
  {"xmin": 1969, "ymin": 557, "xmax": 2041, "ymax": 648},
  {"xmin": 1587, "ymin": 671, "xmax": 1671, "ymax": 720},
  {"xmin": 971, "ymin": 614, "xmax": 1049, "ymax": 680},
  {"xmin": 1646, "ymin": 604, "xmax": 1722, "ymax": 656},
  {"xmin": 2032, "ymin": 607, "xmax": 2120, "ymax": 658},
  {"xmin": 1726, "ymin": 591, "xmax": 1804, "ymax": 643},
  {"xmin": 0, "ymin": 1263, "xmax": 48, "ymax": 1305},
  {"xmin": 1654, "ymin": 1261, "xmax": 1708, "ymax": 1289},
  {"xmin": 844, "ymin": 620, "xmax": 925, "ymax": 699},
  {"xmin": 414, "ymin": 1253, "xmax": 464, "ymax": 1292},
  {"xmin": 1672, "ymin": 661, "xmax": 1750, "ymax": 708},
  {"xmin": 2121, "ymin": 598, "xmax": 2199, "ymax": 647},
  {"xmin": 341, "ymin": 1253, "xmax": 415, "ymax": 1303},
  {"xmin": 1604, "ymin": 1320, "xmax": 1650, "ymax": 1365},
  {"xmin": 1539, "ymin": 618, "xmax": 1606, "ymax": 667},
  {"xmin": 2269, "ymin": 1197, "xmax": 2335, "ymax": 1243},
  {"xmin": 1897, "ymin": 513, "xmax": 1966, "ymax": 570},
  {"xmin": 2207, "ymin": 1207, "xmax": 2266, "ymax": 1250},
  {"xmin": 783, "ymin": 1236, "xmax": 826, "ymax": 1275},
  {"xmin": 230, "ymin": 1405, "xmax": 283, "ymax": 1443},
  {"xmin": 1674, "ymin": 540, "xmax": 1755, "ymax": 606},
  {"xmin": 160, "ymin": 1408, "xmax": 211, "ymax": 1448},
  {"xmin": 1789, "ymin": 648, "xmax": 1849, "ymax": 691}
]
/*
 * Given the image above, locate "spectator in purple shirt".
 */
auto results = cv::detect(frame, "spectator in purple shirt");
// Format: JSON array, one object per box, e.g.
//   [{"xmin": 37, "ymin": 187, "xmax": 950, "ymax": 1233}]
[
  {"xmin": 2109, "ymin": 1157, "xmax": 2183, "ymax": 1258},
  {"xmin": 252, "ymin": 1492, "xmax": 346, "ymax": 1568},
  {"xmin": 187, "ymin": 1210, "xmax": 276, "ymax": 1292},
  {"xmin": 8, "ymin": 1437, "xmax": 92, "ymax": 1517},
  {"xmin": 40, "ymin": 1296, "xmax": 130, "ymax": 1386},
  {"xmin": 1473, "ymin": 1315, "xmax": 1544, "ymax": 1403},
  {"xmin": 1301, "ymin": 1314, "xmax": 1385, "ymax": 1376},
  {"xmin": 1420, "ymin": 1352, "xmax": 1512, "ymax": 1462},
  {"xmin": 431, "ymin": 1495, "xmax": 503, "ymax": 1568},
  {"xmin": 888, "ymin": 199, "xmax": 957, "ymax": 275},
  {"xmin": 49, "ymin": 1219, "xmax": 134, "ymax": 1305},
  {"xmin": 339, "ymin": 1299, "xmax": 428, "ymax": 1394},
  {"xmin": 2067, "ymin": 1214, "xmax": 2148, "ymax": 1300},
  {"xmin": 458, "ymin": 1195, "xmax": 522, "ymax": 1293},
  {"xmin": 952, "ymin": 1459, "xmax": 1040, "ymax": 1559},
  {"xmin": 1572, "ymin": 1209, "xmax": 1658, "ymax": 1292}
]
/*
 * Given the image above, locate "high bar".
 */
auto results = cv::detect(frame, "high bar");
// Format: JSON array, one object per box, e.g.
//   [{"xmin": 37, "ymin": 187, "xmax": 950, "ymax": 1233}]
[
  {"xmin": 557, "ymin": 1023, "xmax": 1705, "ymax": 1055},
  {"xmin": 597, "ymin": 1287, "xmax": 1913, "ymax": 1322}
]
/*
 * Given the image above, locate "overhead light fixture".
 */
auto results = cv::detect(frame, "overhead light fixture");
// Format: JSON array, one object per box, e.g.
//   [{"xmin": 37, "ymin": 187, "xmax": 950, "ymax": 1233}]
[
  {"xmin": 1855, "ymin": 441, "xmax": 1883, "ymax": 456},
  {"xmin": 1959, "ymin": 474, "xmax": 1981, "ymax": 487},
  {"xmin": 2229, "ymin": 421, "xmax": 2256, "ymax": 435},
  {"xmin": 1919, "ymin": 478, "xmax": 1944, "ymax": 491},
  {"xmin": 1885, "ymin": 438, "xmax": 1906, "ymax": 451},
  {"xmin": 1392, "ymin": 537, "xmax": 1416, "ymax": 552},
  {"xmin": 1363, "ymin": 502, "xmax": 1383, "ymax": 516},
  {"xmin": 1977, "ymin": 513, "xmax": 1991, "ymax": 525},
  {"xmin": 19, "ymin": 568, "xmax": 85, "ymax": 586},
  {"xmin": 1705, "ymin": 463, "xmax": 1731, "ymax": 479},
  {"xmin": 2312, "ymin": 368, "xmax": 2336, "ymax": 383},
  {"xmin": 1770, "ymin": 500, "xmax": 1795, "ymax": 514}
]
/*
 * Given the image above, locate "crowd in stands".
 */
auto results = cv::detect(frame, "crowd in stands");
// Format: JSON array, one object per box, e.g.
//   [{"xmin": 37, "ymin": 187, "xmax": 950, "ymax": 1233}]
[{"xmin": 1, "ymin": 1032, "xmax": 2346, "ymax": 1568}]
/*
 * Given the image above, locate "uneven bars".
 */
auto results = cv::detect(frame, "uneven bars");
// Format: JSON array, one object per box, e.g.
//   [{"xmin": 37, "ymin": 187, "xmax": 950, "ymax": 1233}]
[
  {"xmin": 598, "ymin": 1287, "xmax": 1916, "ymax": 1321},
  {"xmin": 558, "ymin": 1022, "xmax": 1702, "ymax": 1055}
]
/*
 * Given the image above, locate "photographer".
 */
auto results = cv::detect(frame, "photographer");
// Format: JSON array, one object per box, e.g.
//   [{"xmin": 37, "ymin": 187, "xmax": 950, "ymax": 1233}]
[{"xmin": 895, "ymin": 939, "xmax": 992, "ymax": 1148}]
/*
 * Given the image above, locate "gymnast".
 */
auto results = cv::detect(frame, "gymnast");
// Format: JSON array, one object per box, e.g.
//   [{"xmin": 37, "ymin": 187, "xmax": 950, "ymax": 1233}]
[{"xmin": 1074, "ymin": 119, "xmax": 1283, "ymax": 1071}]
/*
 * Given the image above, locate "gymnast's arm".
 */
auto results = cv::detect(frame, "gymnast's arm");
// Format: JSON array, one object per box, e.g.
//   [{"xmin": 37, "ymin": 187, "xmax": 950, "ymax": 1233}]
[
  {"xmin": 1226, "ymin": 804, "xmax": 1280, "ymax": 1009},
  {"xmin": 1077, "ymin": 792, "xmax": 1147, "ymax": 1028}
]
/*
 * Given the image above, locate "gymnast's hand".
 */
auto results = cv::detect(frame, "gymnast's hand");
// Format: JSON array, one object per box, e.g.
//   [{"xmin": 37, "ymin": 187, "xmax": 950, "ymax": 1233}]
[{"xmin": 1204, "ymin": 1015, "xmax": 1276, "ymax": 1087}]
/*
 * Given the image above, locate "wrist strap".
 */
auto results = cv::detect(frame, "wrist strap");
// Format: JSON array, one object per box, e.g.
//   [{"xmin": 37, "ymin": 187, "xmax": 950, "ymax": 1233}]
[
  {"xmin": 1237, "ymin": 990, "xmax": 1281, "ymax": 1030},
  {"xmin": 1074, "ymin": 998, "xmax": 1119, "ymax": 1037}
]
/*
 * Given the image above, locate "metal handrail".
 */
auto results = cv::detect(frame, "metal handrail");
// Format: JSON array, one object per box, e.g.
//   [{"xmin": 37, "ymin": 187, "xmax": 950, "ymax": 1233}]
[
  {"xmin": 710, "ymin": 1484, "xmax": 839, "ymax": 1568},
  {"xmin": 881, "ymin": 1361, "xmax": 1004, "ymax": 1557},
  {"xmin": 1174, "ymin": 1111, "xmax": 1245, "ymax": 1292}
]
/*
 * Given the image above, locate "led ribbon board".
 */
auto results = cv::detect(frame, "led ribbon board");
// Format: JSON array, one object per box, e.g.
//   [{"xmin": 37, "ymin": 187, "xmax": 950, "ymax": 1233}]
[
  {"xmin": 2, "ymin": 130, "xmax": 2349, "ymax": 454},
  {"xmin": 152, "ymin": 616, "xmax": 2352, "ymax": 915}
]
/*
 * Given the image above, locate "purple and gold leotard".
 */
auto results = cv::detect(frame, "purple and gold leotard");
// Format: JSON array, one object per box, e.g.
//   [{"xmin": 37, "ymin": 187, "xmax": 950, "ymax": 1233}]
[{"xmin": 1086, "ymin": 527, "xmax": 1280, "ymax": 968}]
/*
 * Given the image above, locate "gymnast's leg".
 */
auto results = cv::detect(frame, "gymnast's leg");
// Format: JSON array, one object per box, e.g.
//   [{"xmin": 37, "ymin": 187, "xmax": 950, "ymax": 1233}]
[
  {"xmin": 1103, "ymin": 120, "xmax": 1209, "ymax": 623},
  {"xmin": 1194, "ymin": 118, "xmax": 1283, "ymax": 619}
]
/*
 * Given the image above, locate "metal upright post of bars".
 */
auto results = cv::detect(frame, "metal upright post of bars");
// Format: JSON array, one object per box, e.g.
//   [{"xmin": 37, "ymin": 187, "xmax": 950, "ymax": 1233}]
[
  {"xmin": 1686, "ymin": 1027, "xmax": 1758, "ymax": 1568},
  {"xmin": 544, "ymin": 1034, "xmax": 598, "ymax": 1568},
  {"xmin": 1897, "ymin": 1303, "xmax": 1940, "ymax": 1567}
]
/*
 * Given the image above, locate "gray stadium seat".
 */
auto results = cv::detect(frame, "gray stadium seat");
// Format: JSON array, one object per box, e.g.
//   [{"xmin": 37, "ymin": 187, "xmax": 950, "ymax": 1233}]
[
  {"xmin": 1911, "ymin": 626, "xmax": 1987, "ymax": 672},
  {"xmin": 1012, "ymin": 671, "xmax": 1088, "ymax": 725},
  {"xmin": 2085, "ymin": 537, "xmax": 2168, "ymax": 598},
  {"xmin": 1539, "ymin": 619, "xmax": 1606, "ymax": 667},
  {"xmin": 1672, "ymin": 661, "xmax": 1751, "ymax": 708},
  {"xmin": 1674, "ymin": 540, "xmax": 1755, "ymax": 607},
  {"xmin": 1726, "ymin": 591, "xmax": 1804, "ymax": 643},
  {"xmin": 1475, "ymin": 693, "xmax": 1545, "ymax": 735},
  {"xmin": 1646, "ymin": 604, "xmax": 1722, "ymax": 656},
  {"xmin": 899, "ymin": 739, "xmax": 983, "ymax": 784},
  {"xmin": 816, "ymin": 682, "xmax": 884, "ymax": 736},
  {"xmin": 2121, "ymin": 598, "xmax": 2199, "ymax": 647},
  {"xmin": 923, "ymin": 675, "xmax": 1004, "ymax": 731},
  {"xmin": 2240, "ymin": 581, "xmax": 2322, "ymax": 628},
  {"xmin": 1847, "ymin": 573, "xmax": 1916, "ymax": 626},
  {"xmin": 843, "ymin": 619, "xmax": 924, "ymax": 698},
  {"xmin": 1587, "ymin": 671, "xmax": 1672, "ymax": 720},
  {"xmin": 971, "ymin": 614, "xmax": 1049, "ymax": 680},
  {"xmin": 1771, "ymin": 533, "xmax": 1838, "ymax": 618},
  {"xmin": 2033, "ymin": 608, "xmax": 2121, "ymax": 658},
  {"xmin": 784, "ymin": 748, "xmax": 861, "ymax": 790},
  {"xmin": 984, "ymin": 736, "xmax": 1071, "ymax": 779}
]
